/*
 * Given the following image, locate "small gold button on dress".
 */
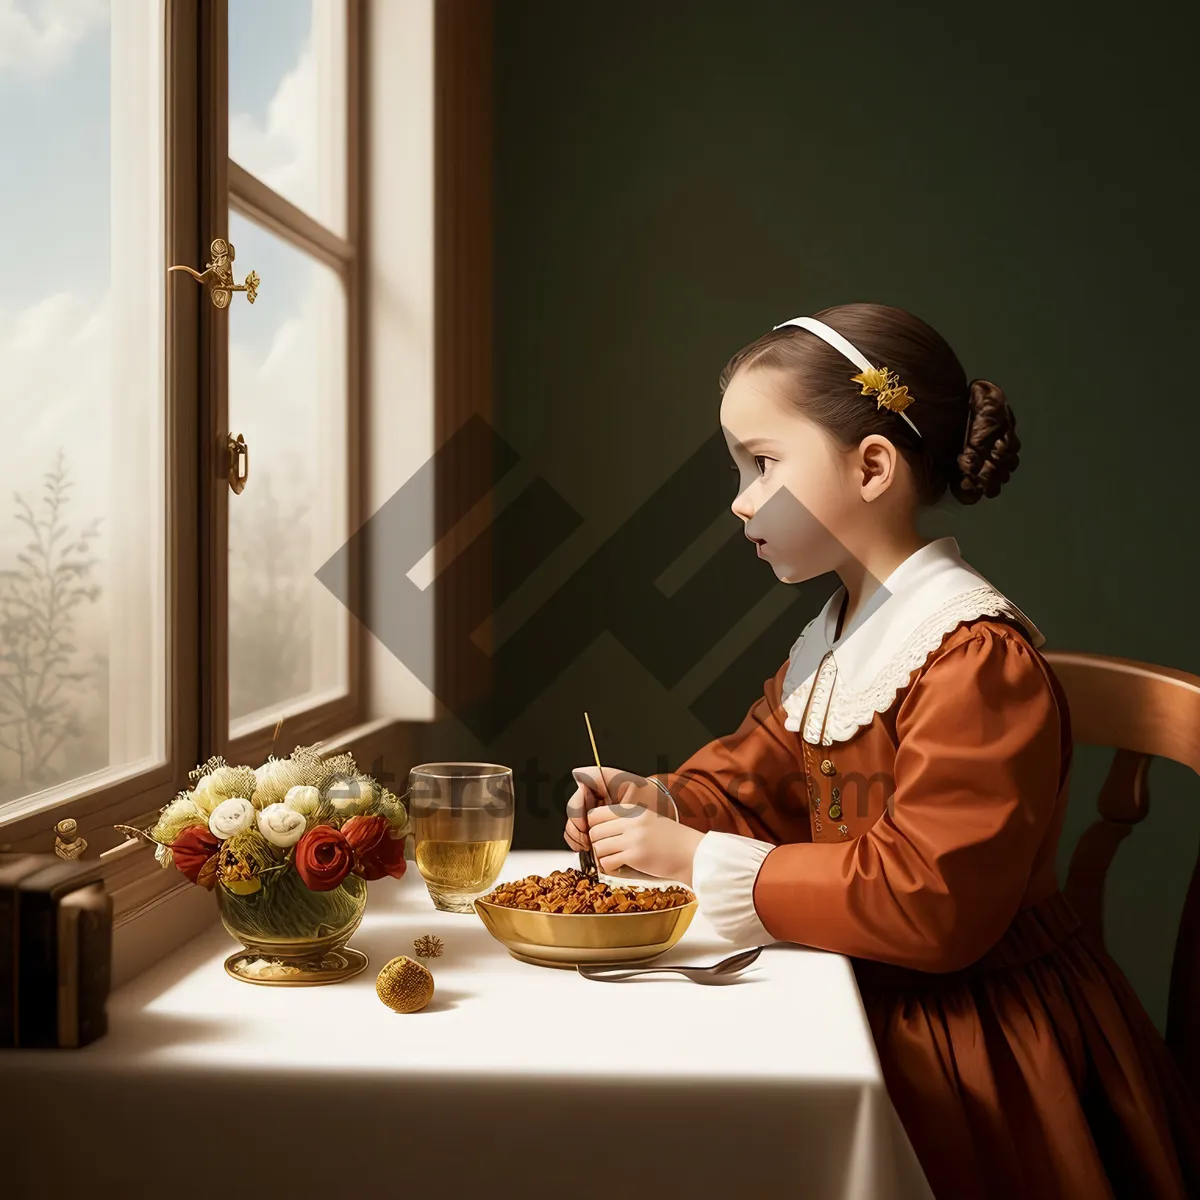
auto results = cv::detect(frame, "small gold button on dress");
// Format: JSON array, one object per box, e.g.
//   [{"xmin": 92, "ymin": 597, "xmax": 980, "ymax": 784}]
[{"xmin": 820, "ymin": 759, "xmax": 836, "ymax": 776}]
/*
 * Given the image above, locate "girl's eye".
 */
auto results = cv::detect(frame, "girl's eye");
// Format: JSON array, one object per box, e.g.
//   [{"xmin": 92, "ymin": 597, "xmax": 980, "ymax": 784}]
[{"xmin": 754, "ymin": 455, "xmax": 770, "ymax": 476}]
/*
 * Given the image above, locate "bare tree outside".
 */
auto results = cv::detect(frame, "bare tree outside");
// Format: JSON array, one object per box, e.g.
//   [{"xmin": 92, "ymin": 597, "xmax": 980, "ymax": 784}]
[
  {"xmin": 229, "ymin": 467, "xmax": 314, "ymax": 719},
  {"xmin": 0, "ymin": 451, "xmax": 106, "ymax": 803}
]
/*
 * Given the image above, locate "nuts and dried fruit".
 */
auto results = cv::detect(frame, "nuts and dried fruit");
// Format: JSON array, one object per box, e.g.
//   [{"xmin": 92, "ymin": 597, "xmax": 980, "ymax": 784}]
[{"xmin": 480, "ymin": 868, "xmax": 693, "ymax": 914}]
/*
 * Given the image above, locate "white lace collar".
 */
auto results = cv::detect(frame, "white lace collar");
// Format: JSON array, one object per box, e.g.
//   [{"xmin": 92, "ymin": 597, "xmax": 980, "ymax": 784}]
[{"xmin": 780, "ymin": 536, "xmax": 1044, "ymax": 745}]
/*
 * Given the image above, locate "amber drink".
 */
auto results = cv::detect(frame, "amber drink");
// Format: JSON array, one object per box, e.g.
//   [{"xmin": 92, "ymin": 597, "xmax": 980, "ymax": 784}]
[{"xmin": 408, "ymin": 762, "xmax": 514, "ymax": 912}]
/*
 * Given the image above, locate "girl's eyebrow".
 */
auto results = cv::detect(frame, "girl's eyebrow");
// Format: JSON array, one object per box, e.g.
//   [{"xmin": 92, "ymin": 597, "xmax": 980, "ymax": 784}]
[{"xmin": 728, "ymin": 436, "xmax": 784, "ymax": 454}]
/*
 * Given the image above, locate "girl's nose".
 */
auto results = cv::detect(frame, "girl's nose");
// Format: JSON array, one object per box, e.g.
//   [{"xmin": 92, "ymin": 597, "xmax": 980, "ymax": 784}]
[{"xmin": 731, "ymin": 487, "xmax": 754, "ymax": 523}]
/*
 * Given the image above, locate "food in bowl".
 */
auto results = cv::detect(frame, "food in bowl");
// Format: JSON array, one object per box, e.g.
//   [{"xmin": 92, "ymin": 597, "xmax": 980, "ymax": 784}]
[{"xmin": 480, "ymin": 868, "xmax": 693, "ymax": 914}]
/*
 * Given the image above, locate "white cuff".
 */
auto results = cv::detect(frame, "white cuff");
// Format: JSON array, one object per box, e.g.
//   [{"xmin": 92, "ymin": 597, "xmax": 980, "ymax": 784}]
[
  {"xmin": 650, "ymin": 776, "xmax": 680, "ymax": 821},
  {"xmin": 691, "ymin": 831, "xmax": 775, "ymax": 945}
]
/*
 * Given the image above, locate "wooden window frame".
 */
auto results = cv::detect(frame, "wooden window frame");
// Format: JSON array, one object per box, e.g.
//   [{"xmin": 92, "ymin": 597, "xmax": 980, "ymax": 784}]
[
  {"xmin": 0, "ymin": 0, "xmax": 203, "ymax": 857},
  {"xmin": 204, "ymin": 0, "xmax": 368, "ymax": 768}
]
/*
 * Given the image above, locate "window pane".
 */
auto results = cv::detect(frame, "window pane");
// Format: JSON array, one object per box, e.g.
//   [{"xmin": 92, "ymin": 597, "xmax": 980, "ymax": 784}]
[
  {"xmin": 0, "ymin": 1, "xmax": 167, "ymax": 817},
  {"xmin": 227, "ymin": 212, "xmax": 349, "ymax": 734},
  {"xmin": 228, "ymin": 0, "xmax": 347, "ymax": 236}
]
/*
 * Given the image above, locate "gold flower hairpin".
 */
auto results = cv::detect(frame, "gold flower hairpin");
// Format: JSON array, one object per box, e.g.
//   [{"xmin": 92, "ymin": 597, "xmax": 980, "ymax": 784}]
[{"xmin": 851, "ymin": 365, "xmax": 915, "ymax": 415}]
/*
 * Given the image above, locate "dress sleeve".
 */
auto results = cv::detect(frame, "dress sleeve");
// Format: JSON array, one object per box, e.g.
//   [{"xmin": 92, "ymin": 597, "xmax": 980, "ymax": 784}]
[
  {"xmin": 751, "ymin": 625, "xmax": 1064, "ymax": 972},
  {"xmin": 648, "ymin": 660, "xmax": 803, "ymax": 843}
]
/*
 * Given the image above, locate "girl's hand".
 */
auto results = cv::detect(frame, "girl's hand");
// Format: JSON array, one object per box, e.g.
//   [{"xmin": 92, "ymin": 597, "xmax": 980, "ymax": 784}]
[
  {"xmin": 563, "ymin": 765, "xmax": 673, "ymax": 853},
  {"xmin": 586, "ymin": 803, "xmax": 704, "ymax": 886}
]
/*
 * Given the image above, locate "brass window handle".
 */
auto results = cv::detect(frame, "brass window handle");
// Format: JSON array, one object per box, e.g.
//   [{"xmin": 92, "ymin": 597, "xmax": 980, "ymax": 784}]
[
  {"xmin": 169, "ymin": 237, "xmax": 260, "ymax": 308},
  {"xmin": 227, "ymin": 433, "xmax": 249, "ymax": 495}
]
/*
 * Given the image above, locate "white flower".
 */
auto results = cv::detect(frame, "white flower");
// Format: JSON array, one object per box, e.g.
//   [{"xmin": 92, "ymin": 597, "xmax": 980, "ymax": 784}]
[
  {"xmin": 284, "ymin": 785, "xmax": 320, "ymax": 816},
  {"xmin": 192, "ymin": 766, "xmax": 256, "ymax": 816},
  {"xmin": 326, "ymin": 777, "xmax": 370, "ymax": 815},
  {"xmin": 149, "ymin": 796, "xmax": 203, "ymax": 844},
  {"xmin": 209, "ymin": 797, "xmax": 256, "ymax": 840},
  {"xmin": 253, "ymin": 758, "xmax": 306, "ymax": 809},
  {"xmin": 257, "ymin": 803, "xmax": 307, "ymax": 848},
  {"xmin": 190, "ymin": 775, "xmax": 220, "ymax": 817}
]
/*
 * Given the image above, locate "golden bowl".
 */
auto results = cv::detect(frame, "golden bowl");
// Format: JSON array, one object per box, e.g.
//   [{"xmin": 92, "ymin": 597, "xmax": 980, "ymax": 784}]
[{"xmin": 473, "ymin": 895, "xmax": 698, "ymax": 969}]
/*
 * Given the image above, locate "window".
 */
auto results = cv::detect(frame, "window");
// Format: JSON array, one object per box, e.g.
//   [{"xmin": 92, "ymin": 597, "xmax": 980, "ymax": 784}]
[
  {"xmin": 222, "ymin": 0, "xmax": 363, "ymax": 760},
  {"xmin": 0, "ymin": 0, "xmax": 367, "ymax": 852},
  {"xmin": 0, "ymin": 3, "xmax": 487, "ymax": 977},
  {"xmin": 0, "ymin": 1, "xmax": 171, "ymax": 825}
]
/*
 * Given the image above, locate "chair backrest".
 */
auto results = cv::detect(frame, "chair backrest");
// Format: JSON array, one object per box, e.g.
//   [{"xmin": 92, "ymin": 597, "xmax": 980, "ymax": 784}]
[{"xmin": 1043, "ymin": 650, "xmax": 1200, "ymax": 1096}]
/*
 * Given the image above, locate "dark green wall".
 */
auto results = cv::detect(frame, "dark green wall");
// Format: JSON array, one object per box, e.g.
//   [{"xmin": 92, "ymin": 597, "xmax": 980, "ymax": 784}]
[{"xmin": 417, "ymin": 0, "xmax": 1200, "ymax": 1030}]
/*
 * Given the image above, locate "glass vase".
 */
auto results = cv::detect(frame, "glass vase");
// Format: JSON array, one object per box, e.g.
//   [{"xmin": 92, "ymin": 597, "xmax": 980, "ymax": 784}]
[{"xmin": 216, "ymin": 867, "xmax": 368, "ymax": 986}]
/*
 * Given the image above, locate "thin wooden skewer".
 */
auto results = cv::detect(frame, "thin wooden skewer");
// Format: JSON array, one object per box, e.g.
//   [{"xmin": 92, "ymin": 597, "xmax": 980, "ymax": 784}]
[{"xmin": 581, "ymin": 711, "xmax": 614, "ymax": 877}]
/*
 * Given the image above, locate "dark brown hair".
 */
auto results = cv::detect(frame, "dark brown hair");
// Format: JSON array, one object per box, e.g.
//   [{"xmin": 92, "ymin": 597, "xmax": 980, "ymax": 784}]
[{"xmin": 718, "ymin": 303, "xmax": 1019, "ymax": 505}]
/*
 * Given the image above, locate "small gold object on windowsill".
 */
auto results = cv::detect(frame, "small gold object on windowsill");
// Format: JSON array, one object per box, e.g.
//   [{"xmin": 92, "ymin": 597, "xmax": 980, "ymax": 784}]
[
  {"xmin": 168, "ymin": 237, "xmax": 260, "ymax": 309},
  {"xmin": 376, "ymin": 956, "xmax": 435, "ymax": 1013},
  {"xmin": 54, "ymin": 819, "xmax": 88, "ymax": 861}
]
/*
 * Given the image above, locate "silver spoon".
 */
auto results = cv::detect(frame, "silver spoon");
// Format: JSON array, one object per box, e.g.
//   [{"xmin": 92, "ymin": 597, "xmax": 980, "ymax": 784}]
[{"xmin": 576, "ymin": 945, "xmax": 765, "ymax": 983}]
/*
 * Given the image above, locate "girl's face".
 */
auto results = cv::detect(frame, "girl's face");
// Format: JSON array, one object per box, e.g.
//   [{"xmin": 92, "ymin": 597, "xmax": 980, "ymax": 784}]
[{"xmin": 720, "ymin": 366, "xmax": 903, "ymax": 584}]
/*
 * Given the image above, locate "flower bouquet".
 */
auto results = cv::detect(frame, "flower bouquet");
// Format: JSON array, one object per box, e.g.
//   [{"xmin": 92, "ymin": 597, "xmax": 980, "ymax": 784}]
[{"xmin": 122, "ymin": 745, "xmax": 410, "ymax": 985}]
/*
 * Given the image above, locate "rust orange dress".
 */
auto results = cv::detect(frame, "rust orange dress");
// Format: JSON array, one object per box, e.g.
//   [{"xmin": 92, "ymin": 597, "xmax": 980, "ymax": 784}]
[{"xmin": 651, "ymin": 537, "xmax": 1200, "ymax": 1199}]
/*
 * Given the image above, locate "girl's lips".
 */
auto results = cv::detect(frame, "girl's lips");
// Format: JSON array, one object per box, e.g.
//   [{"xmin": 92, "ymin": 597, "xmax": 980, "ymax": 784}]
[{"xmin": 756, "ymin": 541, "xmax": 768, "ymax": 557}]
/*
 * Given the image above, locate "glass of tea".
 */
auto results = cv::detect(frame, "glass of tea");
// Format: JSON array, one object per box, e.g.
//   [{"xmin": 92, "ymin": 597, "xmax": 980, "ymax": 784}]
[{"xmin": 408, "ymin": 762, "xmax": 514, "ymax": 913}]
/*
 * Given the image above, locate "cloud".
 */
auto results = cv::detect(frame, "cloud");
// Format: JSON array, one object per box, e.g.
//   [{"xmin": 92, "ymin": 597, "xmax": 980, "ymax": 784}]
[
  {"xmin": 228, "ymin": 269, "xmax": 345, "ymax": 538},
  {"xmin": 229, "ymin": 38, "xmax": 318, "ymax": 218},
  {"xmin": 0, "ymin": 0, "xmax": 107, "ymax": 74},
  {"xmin": 0, "ymin": 289, "xmax": 112, "ymax": 544}
]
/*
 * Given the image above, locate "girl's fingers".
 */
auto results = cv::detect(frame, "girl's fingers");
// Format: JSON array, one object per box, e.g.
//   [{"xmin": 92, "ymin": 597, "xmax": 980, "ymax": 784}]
[
  {"xmin": 570, "ymin": 766, "xmax": 619, "ymax": 810},
  {"xmin": 571, "ymin": 765, "xmax": 646, "ymax": 807},
  {"xmin": 565, "ymin": 782, "xmax": 595, "ymax": 822},
  {"xmin": 586, "ymin": 804, "xmax": 620, "ymax": 829},
  {"xmin": 587, "ymin": 801, "xmax": 648, "ymax": 829},
  {"xmin": 595, "ymin": 841, "xmax": 626, "ymax": 873},
  {"xmin": 587, "ymin": 815, "xmax": 625, "ymax": 843},
  {"xmin": 564, "ymin": 822, "xmax": 588, "ymax": 851}
]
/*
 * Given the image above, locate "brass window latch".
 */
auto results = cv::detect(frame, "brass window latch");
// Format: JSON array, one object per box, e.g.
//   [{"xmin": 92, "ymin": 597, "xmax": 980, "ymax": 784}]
[
  {"xmin": 169, "ymin": 237, "xmax": 260, "ymax": 308},
  {"xmin": 227, "ymin": 433, "xmax": 249, "ymax": 495}
]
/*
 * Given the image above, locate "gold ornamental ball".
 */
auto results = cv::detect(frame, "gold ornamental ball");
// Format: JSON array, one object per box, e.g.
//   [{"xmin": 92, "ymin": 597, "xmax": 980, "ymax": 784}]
[{"xmin": 376, "ymin": 955, "xmax": 435, "ymax": 1013}]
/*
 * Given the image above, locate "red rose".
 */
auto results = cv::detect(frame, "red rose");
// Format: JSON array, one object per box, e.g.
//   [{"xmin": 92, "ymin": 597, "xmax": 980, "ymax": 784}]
[
  {"xmin": 295, "ymin": 825, "xmax": 354, "ymax": 891},
  {"xmin": 172, "ymin": 826, "xmax": 220, "ymax": 886},
  {"xmin": 343, "ymin": 814, "xmax": 408, "ymax": 881}
]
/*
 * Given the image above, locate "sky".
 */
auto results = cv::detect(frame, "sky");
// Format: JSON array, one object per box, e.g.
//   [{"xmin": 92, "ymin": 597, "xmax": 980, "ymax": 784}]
[
  {"xmin": 0, "ymin": 0, "xmax": 348, "ymax": 732},
  {"xmin": 0, "ymin": 0, "xmax": 347, "ymax": 543}
]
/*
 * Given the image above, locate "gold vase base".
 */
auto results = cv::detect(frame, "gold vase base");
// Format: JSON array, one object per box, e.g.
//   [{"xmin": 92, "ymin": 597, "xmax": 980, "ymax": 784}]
[{"xmin": 224, "ymin": 946, "xmax": 369, "ymax": 987}]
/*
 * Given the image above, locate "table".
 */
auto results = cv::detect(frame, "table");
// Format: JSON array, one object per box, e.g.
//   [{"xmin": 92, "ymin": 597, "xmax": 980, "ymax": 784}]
[{"xmin": 0, "ymin": 851, "xmax": 932, "ymax": 1199}]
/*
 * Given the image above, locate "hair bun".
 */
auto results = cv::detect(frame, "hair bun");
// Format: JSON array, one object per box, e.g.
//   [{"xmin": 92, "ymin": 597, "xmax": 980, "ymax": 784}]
[{"xmin": 951, "ymin": 379, "xmax": 1020, "ymax": 504}]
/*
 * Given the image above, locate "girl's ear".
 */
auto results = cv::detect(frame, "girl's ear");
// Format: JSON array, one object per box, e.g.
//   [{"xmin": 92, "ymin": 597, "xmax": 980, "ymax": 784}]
[{"xmin": 856, "ymin": 435, "xmax": 900, "ymax": 500}]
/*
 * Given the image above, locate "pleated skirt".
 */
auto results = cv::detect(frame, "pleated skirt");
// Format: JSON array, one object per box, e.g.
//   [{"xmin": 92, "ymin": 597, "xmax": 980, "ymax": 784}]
[{"xmin": 853, "ymin": 892, "xmax": 1200, "ymax": 1199}]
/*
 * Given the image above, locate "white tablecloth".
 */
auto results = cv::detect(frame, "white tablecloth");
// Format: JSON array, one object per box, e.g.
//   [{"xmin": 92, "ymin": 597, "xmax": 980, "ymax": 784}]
[{"xmin": 0, "ymin": 850, "xmax": 932, "ymax": 1199}]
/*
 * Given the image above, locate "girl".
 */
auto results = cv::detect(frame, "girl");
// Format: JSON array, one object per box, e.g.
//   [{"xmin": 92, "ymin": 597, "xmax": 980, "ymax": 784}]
[{"xmin": 564, "ymin": 303, "xmax": 1200, "ymax": 1199}]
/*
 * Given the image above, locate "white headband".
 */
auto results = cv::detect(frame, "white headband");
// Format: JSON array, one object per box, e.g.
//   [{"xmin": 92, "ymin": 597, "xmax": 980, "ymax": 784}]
[{"xmin": 772, "ymin": 316, "xmax": 922, "ymax": 439}]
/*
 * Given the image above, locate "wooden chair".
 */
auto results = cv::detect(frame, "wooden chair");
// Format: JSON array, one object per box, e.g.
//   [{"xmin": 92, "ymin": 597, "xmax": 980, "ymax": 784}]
[{"xmin": 1044, "ymin": 650, "xmax": 1200, "ymax": 1096}]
